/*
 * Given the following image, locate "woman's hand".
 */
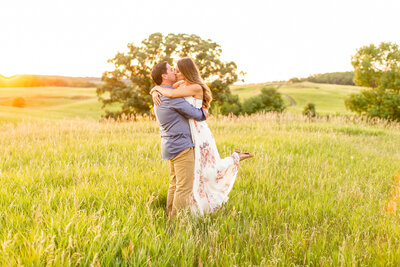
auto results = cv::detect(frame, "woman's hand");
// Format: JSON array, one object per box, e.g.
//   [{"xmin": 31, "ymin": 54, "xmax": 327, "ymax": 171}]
[
  {"xmin": 150, "ymin": 86, "xmax": 163, "ymax": 106},
  {"xmin": 149, "ymin": 86, "xmax": 161, "ymax": 95},
  {"xmin": 152, "ymin": 91, "xmax": 162, "ymax": 106}
]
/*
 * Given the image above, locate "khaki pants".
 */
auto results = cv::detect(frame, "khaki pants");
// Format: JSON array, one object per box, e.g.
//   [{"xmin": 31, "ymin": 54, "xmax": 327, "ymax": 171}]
[{"xmin": 166, "ymin": 147, "xmax": 195, "ymax": 218}]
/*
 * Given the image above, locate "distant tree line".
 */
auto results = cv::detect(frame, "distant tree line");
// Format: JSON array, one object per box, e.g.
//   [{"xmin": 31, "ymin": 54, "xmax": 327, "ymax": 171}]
[
  {"xmin": 289, "ymin": 72, "xmax": 355, "ymax": 85},
  {"xmin": 305, "ymin": 72, "xmax": 354, "ymax": 85},
  {"xmin": 0, "ymin": 75, "xmax": 97, "ymax": 87}
]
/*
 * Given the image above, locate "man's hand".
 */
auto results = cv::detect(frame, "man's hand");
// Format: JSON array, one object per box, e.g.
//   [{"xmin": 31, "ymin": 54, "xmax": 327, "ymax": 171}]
[
  {"xmin": 203, "ymin": 107, "xmax": 209, "ymax": 119},
  {"xmin": 152, "ymin": 91, "xmax": 162, "ymax": 106},
  {"xmin": 202, "ymin": 103, "xmax": 210, "ymax": 119}
]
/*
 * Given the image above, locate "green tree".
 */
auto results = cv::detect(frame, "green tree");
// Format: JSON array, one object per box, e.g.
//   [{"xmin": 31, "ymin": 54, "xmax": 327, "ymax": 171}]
[
  {"xmin": 345, "ymin": 88, "xmax": 400, "ymax": 120},
  {"xmin": 345, "ymin": 42, "xmax": 400, "ymax": 121},
  {"xmin": 97, "ymin": 33, "xmax": 242, "ymax": 118},
  {"xmin": 302, "ymin": 103, "xmax": 316, "ymax": 118},
  {"xmin": 351, "ymin": 42, "xmax": 400, "ymax": 90},
  {"xmin": 242, "ymin": 87, "xmax": 285, "ymax": 115},
  {"xmin": 219, "ymin": 94, "xmax": 242, "ymax": 116}
]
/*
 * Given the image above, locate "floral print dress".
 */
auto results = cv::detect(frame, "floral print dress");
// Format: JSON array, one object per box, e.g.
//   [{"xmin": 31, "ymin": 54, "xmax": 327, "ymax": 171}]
[{"xmin": 185, "ymin": 96, "xmax": 240, "ymax": 216}]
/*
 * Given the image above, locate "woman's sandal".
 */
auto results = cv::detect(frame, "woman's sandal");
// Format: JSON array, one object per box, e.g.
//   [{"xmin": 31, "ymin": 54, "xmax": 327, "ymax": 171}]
[
  {"xmin": 234, "ymin": 149, "xmax": 254, "ymax": 161},
  {"xmin": 239, "ymin": 152, "xmax": 254, "ymax": 161}
]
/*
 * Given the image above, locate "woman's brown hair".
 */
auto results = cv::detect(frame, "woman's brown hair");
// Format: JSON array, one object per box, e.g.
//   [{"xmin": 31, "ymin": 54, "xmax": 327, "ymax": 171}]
[{"xmin": 177, "ymin": 57, "xmax": 213, "ymax": 109}]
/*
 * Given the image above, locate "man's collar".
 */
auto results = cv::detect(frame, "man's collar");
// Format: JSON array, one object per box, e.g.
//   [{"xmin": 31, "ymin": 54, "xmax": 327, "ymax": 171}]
[{"xmin": 160, "ymin": 85, "xmax": 174, "ymax": 89}]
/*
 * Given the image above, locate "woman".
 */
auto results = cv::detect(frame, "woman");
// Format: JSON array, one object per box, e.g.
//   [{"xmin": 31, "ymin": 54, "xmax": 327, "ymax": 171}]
[{"xmin": 151, "ymin": 57, "xmax": 253, "ymax": 216}]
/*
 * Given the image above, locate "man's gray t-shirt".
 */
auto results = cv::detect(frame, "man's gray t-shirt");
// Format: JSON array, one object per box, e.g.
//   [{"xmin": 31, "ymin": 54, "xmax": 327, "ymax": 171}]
[{"xmin": 154, "ymin": 86, "xmax": 206, "ymax": 160}]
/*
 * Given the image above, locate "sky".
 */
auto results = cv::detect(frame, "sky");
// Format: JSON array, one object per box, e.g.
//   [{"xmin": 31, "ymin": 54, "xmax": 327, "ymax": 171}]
[{"xmin": 1, "ymin": 0, "xmax": 400, "ymax": 83}]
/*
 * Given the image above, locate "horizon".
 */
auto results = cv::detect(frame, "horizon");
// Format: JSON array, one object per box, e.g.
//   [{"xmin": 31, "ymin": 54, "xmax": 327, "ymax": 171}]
[{"xmin": 0, "ymin": 71, "xmax": 354, "ymax": 87}]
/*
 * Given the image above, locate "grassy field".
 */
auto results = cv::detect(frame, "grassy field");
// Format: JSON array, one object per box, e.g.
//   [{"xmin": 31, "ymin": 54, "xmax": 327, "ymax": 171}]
[
  {"xmin": 231, "ymin": 82, "xmax": 363, "ymax": 115},
  {"xmin": 1, "ymin": 114, "xmax": 400, "ymax": 265},
  {"xmin": 2, "ymin": 85, "xmax": 400, "ymax": 265}
]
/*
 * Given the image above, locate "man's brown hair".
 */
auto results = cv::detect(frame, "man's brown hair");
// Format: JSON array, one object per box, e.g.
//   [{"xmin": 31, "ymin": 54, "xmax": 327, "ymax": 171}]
[{"xmin": 151, "ymin": 61, "xmax": 168, "ymax": 85}]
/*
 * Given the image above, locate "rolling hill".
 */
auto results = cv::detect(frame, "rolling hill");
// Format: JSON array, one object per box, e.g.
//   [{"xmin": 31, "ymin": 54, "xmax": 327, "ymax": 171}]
[{"xmin": 231, "ymin": 82, "xmax": 363, "ymax": 115}]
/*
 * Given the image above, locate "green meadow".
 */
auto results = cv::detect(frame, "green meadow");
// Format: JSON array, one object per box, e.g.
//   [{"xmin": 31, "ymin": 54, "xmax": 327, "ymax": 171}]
[
  {"xmin": 231, "ymin": 82, "xmax": 363, "ymax": 115},
  {"xmin": 1, "ymin": 84, "xmax": 400, "ymax": 265}
]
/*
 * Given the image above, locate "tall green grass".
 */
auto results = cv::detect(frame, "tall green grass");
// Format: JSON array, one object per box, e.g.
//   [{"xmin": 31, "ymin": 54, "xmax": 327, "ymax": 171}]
[{"xmin": 1, "ymin": 113, "xmax": 400, "ymax": 265}]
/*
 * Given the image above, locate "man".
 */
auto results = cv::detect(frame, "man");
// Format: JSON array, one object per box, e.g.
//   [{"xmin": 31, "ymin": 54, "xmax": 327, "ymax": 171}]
[{"xmin": 151, "ymin": 61, "xmax": 207, "ymax": 218}]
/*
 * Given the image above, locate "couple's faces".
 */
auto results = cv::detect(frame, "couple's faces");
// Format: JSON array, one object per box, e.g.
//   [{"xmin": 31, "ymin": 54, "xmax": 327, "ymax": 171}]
[
  {"xmin": 165, "ymin": 64, "xmax": 177, "ymax": 83},
  {"xmin": 175, "ymin": 66, "xmax": 184, "ymax": 81},
  {"xmin": 165, "ymin": 64, "xmax": 184, "ymax": 83}
]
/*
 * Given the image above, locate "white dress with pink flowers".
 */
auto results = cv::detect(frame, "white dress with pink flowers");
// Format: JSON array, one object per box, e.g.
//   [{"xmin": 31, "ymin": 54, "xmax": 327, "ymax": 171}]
[{"xmin": 185, "ymin": 96, "xmax": 240, "ymax": 216}]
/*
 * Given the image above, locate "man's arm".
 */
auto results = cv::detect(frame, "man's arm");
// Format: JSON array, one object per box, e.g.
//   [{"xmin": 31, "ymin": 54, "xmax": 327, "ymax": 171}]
[{"xmin": 170, "ymin": 98, "xmax": 206, "ymax": 121}]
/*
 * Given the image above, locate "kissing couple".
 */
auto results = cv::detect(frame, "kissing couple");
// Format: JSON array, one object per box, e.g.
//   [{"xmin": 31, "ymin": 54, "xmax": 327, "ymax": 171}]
[{"xmin": 150, "ymin": 57, "xmax": 253, "ymax": 218}]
